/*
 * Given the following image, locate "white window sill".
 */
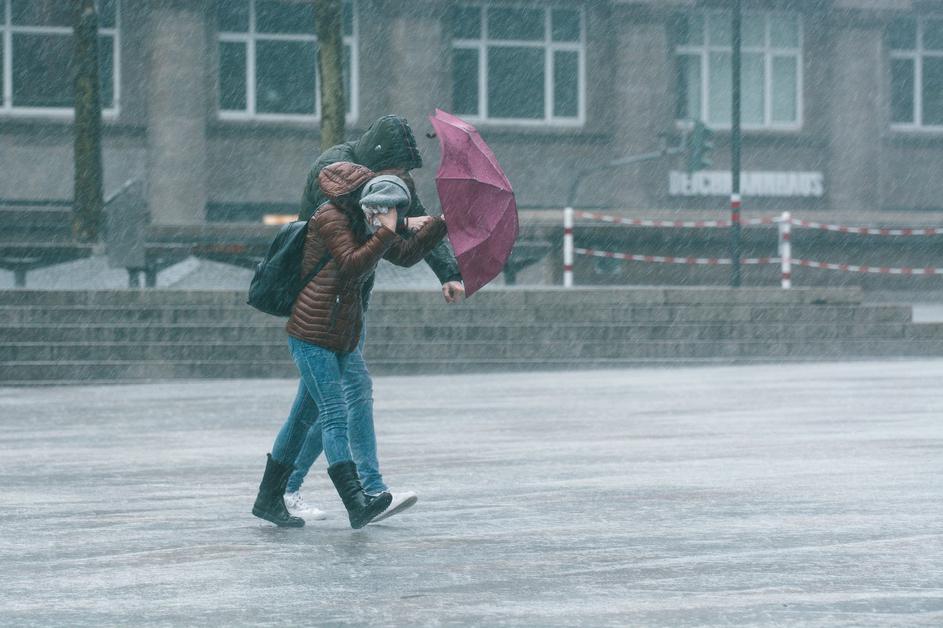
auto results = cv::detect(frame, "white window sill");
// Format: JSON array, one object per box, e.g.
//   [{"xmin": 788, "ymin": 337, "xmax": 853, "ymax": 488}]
[
  {"xmin": 457, "ymin": 116, "xmax": 585, "ymax": 129},
  {"xmin": 674, "ymin": 120, "xmax": 803, "ymax": 133},
  {"xmin": 0, "ymin": 108, "xmax": 120, "ymax": 120},
  {"xmin": 217, "ymin": 112, "xmax": 359, "ymax": 126},
  {"xmin": 889, "ymin": 124, "xmax": 943, "ymax": 134}
]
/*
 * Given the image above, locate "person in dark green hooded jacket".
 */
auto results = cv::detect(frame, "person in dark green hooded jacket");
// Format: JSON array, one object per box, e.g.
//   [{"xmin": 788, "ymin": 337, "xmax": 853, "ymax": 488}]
[
  {"xmin": 299, "ymin": 115, "xmax": 463, "ymax": 304},
  {"xmin": 281, "ymin": 115, "xmax": 463, "ymax": 523}
]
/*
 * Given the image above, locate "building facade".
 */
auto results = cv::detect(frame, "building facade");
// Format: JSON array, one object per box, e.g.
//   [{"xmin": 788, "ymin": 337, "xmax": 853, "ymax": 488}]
[{"xmin": 1, "ymin": 0, "xmax": 942, "ymax": 228}]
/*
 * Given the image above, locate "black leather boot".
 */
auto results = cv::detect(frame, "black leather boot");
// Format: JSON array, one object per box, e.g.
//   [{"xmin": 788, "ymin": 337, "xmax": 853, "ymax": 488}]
[
  {"xmin": 328, "ymin": 461, "xmax": 392, "ymax": 529},
  {"xmin": 252, "ymin": 454, "xmax": 305, "ymax": 527}
]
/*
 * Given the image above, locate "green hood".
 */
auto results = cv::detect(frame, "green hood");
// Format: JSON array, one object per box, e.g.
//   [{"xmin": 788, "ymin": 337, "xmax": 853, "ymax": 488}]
[{"xmin": 353, "ymin": 115, "xmax": 423, "ymax": 172}]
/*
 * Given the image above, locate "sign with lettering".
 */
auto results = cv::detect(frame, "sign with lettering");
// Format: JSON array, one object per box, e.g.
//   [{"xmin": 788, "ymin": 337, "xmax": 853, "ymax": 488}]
[{"xmin": 669, "ymin": 171, "xmax": 825, "ymax": 198}]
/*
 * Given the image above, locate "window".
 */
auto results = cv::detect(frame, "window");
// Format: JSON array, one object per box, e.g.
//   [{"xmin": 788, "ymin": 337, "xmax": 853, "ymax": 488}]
[
  {"xmin": 889, "ymin": 17, "xmax": 943, "ymax": 129},
  {"xmin": 217, "ymin": 0, "xmax": 357, "ymax": 121},
  {"xmin": 0, "ymin": 0, "xmax": 119, "ymax": 115},
  {"xmin": 450, "ymin": 5, "xmax": 584, "ymax": 125},
  {"xmin": 675, "ymin": 12, "xmax": 802, "ymax": 129}
]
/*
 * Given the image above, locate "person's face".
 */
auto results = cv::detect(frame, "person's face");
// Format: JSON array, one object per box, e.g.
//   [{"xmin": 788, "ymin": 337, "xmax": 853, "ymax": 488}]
[{"xmin": 336, "ymin": 183, "xmax": 367, "ymax": 213}]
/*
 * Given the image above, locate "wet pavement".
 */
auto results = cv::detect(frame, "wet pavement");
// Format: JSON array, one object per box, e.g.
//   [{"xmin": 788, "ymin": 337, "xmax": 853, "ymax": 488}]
[{"xmin": 1, "ymin": 361, "xmax": 942, "ymax": 626}]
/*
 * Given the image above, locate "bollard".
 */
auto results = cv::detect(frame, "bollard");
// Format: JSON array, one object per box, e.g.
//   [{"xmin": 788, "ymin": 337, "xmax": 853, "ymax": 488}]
[
  {"xmin": 563, "ymin": 206, "xmax": 574, "ymax": 287},
  {"xmin": 104, "ymin": 179, "xmax": 147, "ymax": 280},
  {"xmin": 779, "ymin": 211, "xmax": 792, "ymax": 289}
]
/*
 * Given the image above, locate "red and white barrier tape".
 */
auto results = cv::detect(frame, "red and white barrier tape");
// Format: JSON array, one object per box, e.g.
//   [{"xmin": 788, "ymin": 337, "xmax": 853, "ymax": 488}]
[
  {"xmin": 794, "ymin": 259, "xmax": 943, "ymax": 275},
  {"xmin": 789, "ymin": 220, "xmax": 939, "ymax": 236},
  {"xmin": 574, "ymin": 210, "xmax": 774, "ymax": 228},
  {"xmin": 574, "ymin": 210, "xmax": 943, "ymax": 236},
  {"xmin": 575, "ymin": 248, "xmax": 943, "ymax": 276},
  {"xmin": 574, "ymin": 248, "xmax": 778, "ymax": 266},
  {"xmin": 566, "ymin": 210, "xmax": 943, "ymax": 288}
]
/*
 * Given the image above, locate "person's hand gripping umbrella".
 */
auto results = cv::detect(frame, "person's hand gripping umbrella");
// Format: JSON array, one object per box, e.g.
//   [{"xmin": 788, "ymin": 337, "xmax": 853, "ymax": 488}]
[{"xmin": 428, "ymin": 109, "xmax": 519, "ymax": 298}]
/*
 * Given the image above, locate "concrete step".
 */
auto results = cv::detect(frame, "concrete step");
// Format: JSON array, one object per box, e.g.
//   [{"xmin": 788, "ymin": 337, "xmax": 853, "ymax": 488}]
[
  {"xmin": 3, "ymin": 337, "xmax": 942, "ymax": 364},
  {"xmin": 0, "ymin": 321, "xmax": 912, "ymax": 344},
  {"xmin": 908, "ymin": 323, "xmax": 943, "ymax": 338},
  {"xmin": 0, "ymin": 303, "xmax": 913, "ymax": 325},
  {"xmin": 0, "ymin": 290, "xmax": 247, "ymax": 307},
  {"xmin": 0, "ymin": 360, "xmax": 298, "ymax": 383},
  {"xmin": 284, "ymin": 339, "xmax": 943, "ymax": 360},
  {"xmin": 0, "ymin": 306, "xmax": 273, "ymax": 325},
  {"xmin": 0, "ymin": 286, "xmax": 864, "ymax": 307},
  {"xmin": 0, "ymin": 359, "xmax": 675, "ymax": 384},
  {"xmin": 0, "ymin": 342, "xmax": 288, "ymax": 362},
  {"xmin": 0, "ymin": 287, "xmax": 927, "ymax": 383},
  {"xmin": 3, "ymin": 340, "xmax": 942, "ymax": 384}
]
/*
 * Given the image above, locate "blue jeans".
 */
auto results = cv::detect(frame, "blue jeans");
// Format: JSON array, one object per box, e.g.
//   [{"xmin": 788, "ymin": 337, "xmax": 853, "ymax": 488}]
[
  {"xmin": 282, "ymin": 328, "xmax": 387, "ymax": 495},
  {"xmin": 271, "ymin": 336, "xmax": 357, "ymax": 469}
]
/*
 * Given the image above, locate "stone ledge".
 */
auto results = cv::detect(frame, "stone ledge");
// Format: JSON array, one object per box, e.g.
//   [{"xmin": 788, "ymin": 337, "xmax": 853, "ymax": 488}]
[{"xmin": 0, "ymin": 287, "xmax": 864, "ymax": 307}]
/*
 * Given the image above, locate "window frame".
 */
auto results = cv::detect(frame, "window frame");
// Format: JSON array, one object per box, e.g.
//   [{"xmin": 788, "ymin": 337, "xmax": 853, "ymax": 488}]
[
  {"xmin": 889, "ymin": 16, "xmax": 943, "ymax": 132},
  {"xmin": 450, "ymin": 3, "xmax": 586, "ymax": 127},
  {"xmin": 216, "ymin": 0, "xmax": 359, "ymax": 124},
  {"xmin": 674, "ymin": 10, "xmax": 804, "ymax": 131},
  {"xmin": 0, "ymin": 0, "xmax": 121, "ymax": 118}
]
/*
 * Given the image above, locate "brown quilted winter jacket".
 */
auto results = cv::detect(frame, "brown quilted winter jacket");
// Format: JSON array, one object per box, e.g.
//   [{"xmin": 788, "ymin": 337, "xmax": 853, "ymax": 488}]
[{"xmin": 286, "ymin": 162, "xmax": 447, "ymax": 353}]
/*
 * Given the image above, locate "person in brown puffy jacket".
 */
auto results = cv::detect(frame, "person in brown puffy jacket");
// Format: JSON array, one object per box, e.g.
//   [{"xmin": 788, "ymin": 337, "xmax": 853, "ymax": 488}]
[{"xmin": 252, "ymin": 162, "xmax": 448, "ymax": 529}]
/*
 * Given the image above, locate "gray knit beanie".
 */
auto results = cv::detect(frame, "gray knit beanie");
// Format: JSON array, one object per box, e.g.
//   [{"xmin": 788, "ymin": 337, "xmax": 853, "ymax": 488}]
[{"xmin": 359, "ymin": 175, "xmax": 411, "ymax": 210}]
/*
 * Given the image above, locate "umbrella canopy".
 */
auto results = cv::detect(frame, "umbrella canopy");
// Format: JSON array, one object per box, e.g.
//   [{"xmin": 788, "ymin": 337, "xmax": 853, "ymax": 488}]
[{"xmin": 428, "ymin": 109, "xmax": 519, "ymax": 297}]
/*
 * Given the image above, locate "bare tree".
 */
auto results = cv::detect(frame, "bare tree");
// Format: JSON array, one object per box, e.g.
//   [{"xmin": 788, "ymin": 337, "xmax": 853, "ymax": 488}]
[
  {"xmin": 314, "ymin": 0, "xmax": 346, "ymax": 151},
  {"xmin": 72, "ymin": 0, "xmax": 104, "ymax": 242}
]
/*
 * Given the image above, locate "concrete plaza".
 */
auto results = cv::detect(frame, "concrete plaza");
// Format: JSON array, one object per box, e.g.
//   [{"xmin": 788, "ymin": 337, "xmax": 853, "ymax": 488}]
[{"xmin": 1, "ymin": 361, "xmax": 942, "ymax": 626}]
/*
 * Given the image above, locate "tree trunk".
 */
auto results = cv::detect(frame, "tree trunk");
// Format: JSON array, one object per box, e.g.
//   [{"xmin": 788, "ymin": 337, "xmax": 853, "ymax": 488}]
[
  {"xmin": 72, "ymin": 0, "xmax": 105, "ymax": 243},
  {"xmin": 315, "ymin": 0, "xmax": 346, "ymax": 151}
]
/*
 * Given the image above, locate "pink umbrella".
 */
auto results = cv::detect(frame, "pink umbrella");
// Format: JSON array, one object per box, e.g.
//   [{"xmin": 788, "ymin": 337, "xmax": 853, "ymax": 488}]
[{"xmin": 428, "ymin": 109, "xmax": 519, "ymax": 297}]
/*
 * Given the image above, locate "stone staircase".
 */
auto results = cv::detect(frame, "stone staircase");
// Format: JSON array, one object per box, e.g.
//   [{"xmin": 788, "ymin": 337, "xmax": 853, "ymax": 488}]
[{"xmin": 1, "ymin": 287, "xmax": 941, "ymax": 384}]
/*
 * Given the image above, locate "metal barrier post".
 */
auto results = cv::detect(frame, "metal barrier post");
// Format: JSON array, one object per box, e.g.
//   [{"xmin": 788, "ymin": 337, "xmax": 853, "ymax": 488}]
[
  {"xmin": 779, "ymin": 211, "xmax": 792, "ymax": 289},
  {"xmin": 563, "ymin": 206, "xmax": 574, "ymax": 287}
]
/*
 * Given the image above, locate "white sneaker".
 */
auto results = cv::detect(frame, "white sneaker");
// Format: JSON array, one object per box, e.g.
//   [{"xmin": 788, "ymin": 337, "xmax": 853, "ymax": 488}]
[
  {"xmin": 370, "ymin": 490, "xmax": 418, "ymax": 523},
  {"xmin": 283, "ymin": 491, "xmax": 328, "ymax": 520}
]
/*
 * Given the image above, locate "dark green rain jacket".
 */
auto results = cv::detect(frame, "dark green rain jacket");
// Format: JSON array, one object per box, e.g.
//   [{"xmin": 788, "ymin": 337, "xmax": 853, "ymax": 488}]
[{"xmin": 299, "ymin": 116, "xmax": 462, "ymax": 307}]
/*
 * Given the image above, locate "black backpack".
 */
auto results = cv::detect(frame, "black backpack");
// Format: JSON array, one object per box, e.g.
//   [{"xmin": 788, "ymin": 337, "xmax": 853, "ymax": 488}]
[{"xmin": 247, "ymin": 220, "xmax": 331, "ymax": 316}]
